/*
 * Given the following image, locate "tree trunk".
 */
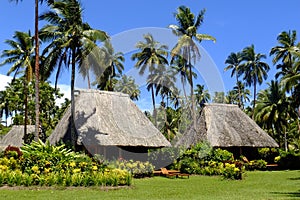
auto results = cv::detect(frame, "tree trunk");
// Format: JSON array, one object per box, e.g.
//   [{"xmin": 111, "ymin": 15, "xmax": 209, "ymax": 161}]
[
  {"xmin": 87, "ymin": 68, "xmax": 91, "ymax": 89},
  {"xmin": 151, "ymin": 85, "xmax": 157, "ymax": 127},
  {"xmin": 188, "ymin": 50, "xmax": 196, "ymax": 129},
  {"xmin": 70, "ymin": 47, "xmax": 77, "ymax": 149},
  {"xmin": 252, "ymin": 79, "xmax": 257, "ymax": 119},
  {"xmin": 236, "ymin": 75, "xmax": 242, "ymax": 108},
  {"xmin": 181, "ymin": 76, "xmax": 189, "ymax": 106},
  {"xmin": 34, "ymin": 0, "xmax": 40, "ymax": 142},
  {"xmin": 23, "ymin": 80, "xmax": 28, "ymax": 144}
]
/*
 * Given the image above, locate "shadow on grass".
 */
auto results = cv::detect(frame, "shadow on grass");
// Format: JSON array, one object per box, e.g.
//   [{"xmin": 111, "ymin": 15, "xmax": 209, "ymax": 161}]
[
  {"xmin": 288, "ymin": 177, "xmax": 300, "ymax": 180},
  {"xmin": 272, "ymin": 191, "xmax": 300, "ymax": 198}
]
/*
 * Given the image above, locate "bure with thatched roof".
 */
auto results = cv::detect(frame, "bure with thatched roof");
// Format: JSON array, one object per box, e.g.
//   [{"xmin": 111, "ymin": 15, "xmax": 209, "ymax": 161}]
[
  {"xmin": 176, "ymin": 103, "xmax": 279, "ymax": 151},
  {"xmin": 0, "ymin": 125, "xmax": 35, "ymax": 150},
  {"xmin": 48, "ymin": 90, "xmax": 171, "ymax": 160}
]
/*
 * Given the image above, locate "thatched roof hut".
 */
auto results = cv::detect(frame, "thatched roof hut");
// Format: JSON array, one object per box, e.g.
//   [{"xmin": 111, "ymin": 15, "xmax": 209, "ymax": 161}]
[
  {"xmin": 176, "ymin": 103, "xmax": 279, "ymax": 149},
  {"xmin": 0, "ymin": 125, "xmax": 35, "ymax": 149},
  {"xmin": 48, "ymin": 90, "xmax": 170, "ymax": 158}
]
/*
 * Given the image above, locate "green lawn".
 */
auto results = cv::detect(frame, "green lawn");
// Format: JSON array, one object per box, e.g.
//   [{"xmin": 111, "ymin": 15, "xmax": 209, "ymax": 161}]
[{"xmin": 0, "ymin": 170, "xmax": 299, "ymax": 200}]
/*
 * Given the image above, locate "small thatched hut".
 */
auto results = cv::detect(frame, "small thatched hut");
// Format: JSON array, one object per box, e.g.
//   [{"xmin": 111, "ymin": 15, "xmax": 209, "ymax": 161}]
[
  {"xmin": 48, "ymin": 90, "xmax": 170, "ymax": 160},
  {"xmin": 176, "ymin": 103, "xmax": 278, "ymax": 158},
  {"xmin": 0, "ymin": 125, "xmax": 35, "ymax": 150}
]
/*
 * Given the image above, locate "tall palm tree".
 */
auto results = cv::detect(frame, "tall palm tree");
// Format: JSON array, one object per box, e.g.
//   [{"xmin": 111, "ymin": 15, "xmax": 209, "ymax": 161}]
[
  {"xmin": 169, "ymin": 5, "xmax": 216, "ymax": 125},
  {"xmin": 40, "ymin": 0, "xmax": 108, "ymax": 147},
  {"xmin": 255, "ymin": 80, "xmax": 294, "ymax": 150},
  {"xmin": 131, "ymin": 33, "xmax": 168, "ymax": 126},
  {"xmin": 194, "ymin": 84, "xmax": 210, "ymax": 108},
  {"xmin": 171, "ymin": 55, "xmax": 197, "ymax": 105},
  {"xmin": 9, "ymin": 0, "xmax": 54, "ymax": 141},
  {"xmin": 114, "ymin": 75, "xmax": 140, "ymax": 101},
  {"xmin": 270, "ymin": 30, "xmax": 299, "ymax": 67},
  {"xmin": 270, "ymin": 30, "xmax": 300, "ymax": 129},
  {"xmin": 224, "ymin": 52, "xmax": 243, "ymax": 107},
  {"xmin": 147, "ymin": 65, "xmax": 176, "ymax": 137},
  {"xmin": 92, "ymin": 40, "xmax": 124, "ymax": 91},
  {"xmin": 233, "ymin": 81, "xmax": 250, "ymax": 109},
  {"xmin": 241, "ymin": 44, "xmax": 270, "ymax": 119},
  {"xmin": 0, "ymin": 31, "xmax": 35, "ymax": 143}
]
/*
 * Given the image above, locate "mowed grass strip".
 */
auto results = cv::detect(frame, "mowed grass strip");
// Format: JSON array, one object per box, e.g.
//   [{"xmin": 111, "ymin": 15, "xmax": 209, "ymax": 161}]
[{"xmin": 0, "ymin": 170, "xmax": 299, "ymax": 200}]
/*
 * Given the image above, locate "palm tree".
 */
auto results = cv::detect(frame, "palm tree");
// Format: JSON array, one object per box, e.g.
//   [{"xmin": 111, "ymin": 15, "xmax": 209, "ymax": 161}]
[
  {"xmin": 147, "ymin": 65, "xmax": 176, "ymax": 138},
  {"xmin": 224, "ymin": 52, "xmax": 243, "ymax": 107},
  {"xmin": 255, "ymin": 80, "xmax": 293, "ymax": 150},
  {"xmin": 270, "ymin": 30, "xmax": 300, "ymax": 129},
  {"xmin": 225, "ymin": 90, "xmax": 238, "ymax": 104},
  {"xmin": 270, "ymin": 30, "xmax": 299, "ymax": 68},
  {"xmin": 0, "ymin": 90, "xmax": 11, "ymax": 127},
  {"xmin": 194, "ymin": 84, "xmax": 210, "ymax": 108},
  {"xmin": 114, "ymin": 75, "xmax": 140, "ymax": 101},
  {"xmin": 171, "ymin": 55, "xmax": 197, "ymax": 105},
  {"xmin": 40, "ymin": 0, "xmax": 108, "ymax": 147},
  {"xmin": 212, "ymin": 92, "xmax": 225, "ymax": 103},
  {"xmin": 92, "ymin": 40, "xmax": 124, "ymax": 91},
  {"xmin": 241, "ymin": 44, "xmax": 270, "ymax": 119},
  {"xmin": 233, "ymin": 81, "xmax": 250, "ymax": 109},
  {"xmin": 131, "ymin": 33, "xmax": 168, "ymax": 126},
  {"xmin": 169, "ymin": 5, "xmax": 216, "ymax": 125},
  {"xmin": 0, "ymin": 31, "xmax": 35, "ymax": 143},
  {"xmin": 9, "ymin": 0, "xmax": 54, "ymax": 141}
]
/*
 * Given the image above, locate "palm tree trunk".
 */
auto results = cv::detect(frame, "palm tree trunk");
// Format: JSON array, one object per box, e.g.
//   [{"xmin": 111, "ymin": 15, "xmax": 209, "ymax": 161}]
[
  {"xmin": 181, "ymin": 76, "xmax": 188, "ymax": 106},
  {"xmin": 236, "ymin": 75, "xmax": 241, "ymax": 108},
  {"xmin": 34, "ymin": 0, "xmax": 40, "ymax": 142},
  {"xmin": 151, "ymin": 85, "xmax": 157, "ymax": 127},
  {"xmin": 87, "ymin": 68, "xmax": 91, "ymax": 89},
  {"xmin": 161, "ymin": 95, "xmax": 169, "ymax": 141},
  {"xmin": 70, "ymin": 47, "xmax": 77, "ymax": 149},
  {"xmin": 252, "ymin": 79, "xmax": 257, "ymax": 119},
  {"xmin": 188, "ymin": 50, "xmax": 196, "ymax": 128},
  {"xmin": 23, "ymin": 80, "xmax": 28, "ymax": 144}
]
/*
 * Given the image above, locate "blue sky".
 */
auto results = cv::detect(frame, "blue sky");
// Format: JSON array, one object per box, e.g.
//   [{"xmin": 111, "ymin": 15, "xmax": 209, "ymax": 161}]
[{"xmin": 1, "ymin": 0, "xmax": 300, "ymax": 111}]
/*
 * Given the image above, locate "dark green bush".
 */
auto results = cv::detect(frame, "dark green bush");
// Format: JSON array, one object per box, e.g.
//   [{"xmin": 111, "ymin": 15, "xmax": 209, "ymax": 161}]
[
  {"xmin": 277, "ymin": 150, "xmax": 300, "ymax": 169},
  {"xmin": 258, "ymin": 148, "xmax": 279, "ymax": 163}
]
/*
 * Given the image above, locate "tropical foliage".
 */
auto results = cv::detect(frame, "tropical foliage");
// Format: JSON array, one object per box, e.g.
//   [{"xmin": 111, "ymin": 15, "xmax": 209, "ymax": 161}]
[
  {"xmin": 0, "ymin": 1, "xmax": 299, "ymax": 177},
  {"xmin": 0, "ymin": 141, "xmax": 131, "ymax": 186}
]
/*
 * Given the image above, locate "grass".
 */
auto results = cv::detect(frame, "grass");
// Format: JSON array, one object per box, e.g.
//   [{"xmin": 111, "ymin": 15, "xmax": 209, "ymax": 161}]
[{"xmin": 0, "ymin": 170, "xmax": 300, "ymax": 200}]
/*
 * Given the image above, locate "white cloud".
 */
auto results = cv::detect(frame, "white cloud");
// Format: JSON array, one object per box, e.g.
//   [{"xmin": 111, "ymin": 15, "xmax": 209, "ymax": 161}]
[
  {"xmin": 0, "ymin": 74, "xmax": 12, "ymax": 91},
  {"xmin": 54, "ymin": 84, "xmax": 71, "ymax": 106}
]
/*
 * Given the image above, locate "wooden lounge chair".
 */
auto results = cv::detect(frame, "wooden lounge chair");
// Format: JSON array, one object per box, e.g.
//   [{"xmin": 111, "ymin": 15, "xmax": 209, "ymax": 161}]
[
  {"xmin": 160, "ymin": 168, "xmax": 189, "ymax": 179},
  {"xmin": 160, "ymin": 168, "xmax": 177, "ymax": 178}
]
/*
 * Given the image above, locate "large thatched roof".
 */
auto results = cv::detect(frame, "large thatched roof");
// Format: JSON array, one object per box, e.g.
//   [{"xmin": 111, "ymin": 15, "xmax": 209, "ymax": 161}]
[
  {"xmin": 176, "ymin": 103, "xmax": 279, "ymax": 148},
  {"xmin": 48, "ymin": 90, "xmax": 170, "ymax": 148},
  {"xmin": 0, "ymin": 125, "xmax": 35, "ymax": 149}
]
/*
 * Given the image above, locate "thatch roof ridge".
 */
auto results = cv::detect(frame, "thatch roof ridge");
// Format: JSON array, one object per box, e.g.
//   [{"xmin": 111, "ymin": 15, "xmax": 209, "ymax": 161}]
[
  {"xmin": 0, "ymin": 125, "xmax": 35, "ymax": 149},
  {"xmin": 176, "ymin": 103, "xmax": 278, "ymax": 148},
  {"xmin": 49, "ymin": 89, "xmax": 170, "ymax": 148}
]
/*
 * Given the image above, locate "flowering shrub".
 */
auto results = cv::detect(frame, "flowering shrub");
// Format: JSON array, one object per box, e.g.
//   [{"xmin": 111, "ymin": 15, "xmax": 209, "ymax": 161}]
[
  {"xmin": 111, "ymin": 159, "xmax": 154, "ymax": 178},
  {"xmin": 222, "ymin": 162, "xmax": 244, "ymax": 180},
  {"xmin": 176, "ymin": 142, "xmax": 244, "ymax": 180},
  {"xmin": 0, "ymin": 140, "xmax": 132, "ymax": 187}
]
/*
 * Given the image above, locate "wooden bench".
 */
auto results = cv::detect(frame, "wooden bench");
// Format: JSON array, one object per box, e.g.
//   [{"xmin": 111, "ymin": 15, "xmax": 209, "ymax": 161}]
[{"xmin": 266, "ymin": 164, "xmax": 279, "ymax": 170}]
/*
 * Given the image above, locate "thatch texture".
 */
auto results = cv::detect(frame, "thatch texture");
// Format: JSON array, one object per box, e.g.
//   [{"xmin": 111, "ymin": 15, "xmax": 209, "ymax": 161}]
[
  {"xmin": 0, "ymin": 125, "xmax": 35, "ymax": 149},
  {"xmin": 48, "ymin": 90, "xmax": 170, "ymax": 148},
  {"xmin": 176, "ymin": 103, "xmax": 279, "ymax": 148}
]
